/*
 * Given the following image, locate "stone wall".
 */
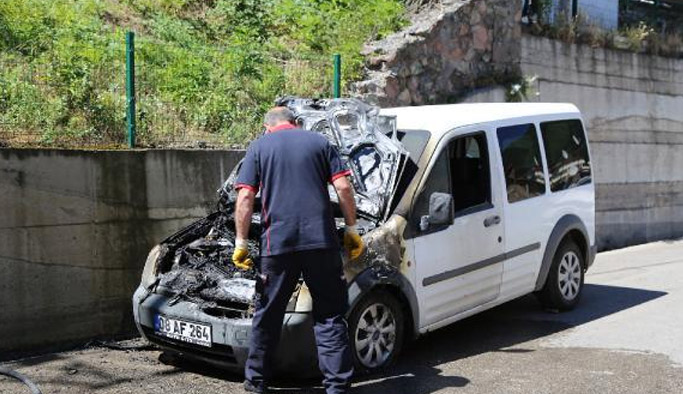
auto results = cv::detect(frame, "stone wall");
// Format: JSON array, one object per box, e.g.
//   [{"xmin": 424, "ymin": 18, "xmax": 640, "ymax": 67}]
[
  {"xmin": 0, "ymin": 149, "xmax": 243, "ymax": 353},
  {"xmin": 521, "ymin": 36, "xmax": 683, "ymax": 250},
  {"xmin": 353, "ymin": 0, "xmax": 521, "ymax": 106}
]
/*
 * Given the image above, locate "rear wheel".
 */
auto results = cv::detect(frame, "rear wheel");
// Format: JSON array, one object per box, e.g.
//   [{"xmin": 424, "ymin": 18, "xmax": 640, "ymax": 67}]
[
  {"xmin": 537, "ymin": 240, "xmax": 585, "ymax": 311},
  {"xmin": 347, "ymin": 291, "xmax": 404, "ymax": 373}
]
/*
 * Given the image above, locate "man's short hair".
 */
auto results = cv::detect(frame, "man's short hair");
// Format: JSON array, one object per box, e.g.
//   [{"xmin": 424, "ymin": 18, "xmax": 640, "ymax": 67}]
[{"xmin": 264, "ymin": 107, "xmax": 295, "ymax": 127}]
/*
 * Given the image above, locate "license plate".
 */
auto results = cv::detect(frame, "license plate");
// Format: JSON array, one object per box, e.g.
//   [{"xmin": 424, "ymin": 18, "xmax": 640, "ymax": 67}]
[{"xmin": 154, "ymin": 315, "xmax": 212, "ymax": 347}]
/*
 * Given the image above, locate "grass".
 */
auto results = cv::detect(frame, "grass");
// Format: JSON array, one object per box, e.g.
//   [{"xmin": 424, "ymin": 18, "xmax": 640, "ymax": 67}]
[{"xmin": 0, "ymin": 0, "xmax": 407, "ymax": 148}]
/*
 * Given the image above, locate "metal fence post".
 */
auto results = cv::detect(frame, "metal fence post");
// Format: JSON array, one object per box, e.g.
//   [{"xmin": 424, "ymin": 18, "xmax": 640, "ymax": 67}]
[
  {"xmin": 126, "ymin": 31, "xmax": 136, "ymax": 148},
  {"xmin": 333, "ymin": 54, "xmax": 341, "ymax": 99}
]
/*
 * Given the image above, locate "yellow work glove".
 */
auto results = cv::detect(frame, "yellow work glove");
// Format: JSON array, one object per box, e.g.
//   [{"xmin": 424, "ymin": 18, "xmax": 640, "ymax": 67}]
[
  {"xmin": 232, "ymin": 239, "xmax": 253, "ymax": 270},
  {"xmin": 343, "ymin": 225, "xmax": 364, "ymax": 260}
]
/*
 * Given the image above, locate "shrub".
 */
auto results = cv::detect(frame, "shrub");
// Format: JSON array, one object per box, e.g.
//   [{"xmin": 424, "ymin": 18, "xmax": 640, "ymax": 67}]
[
  {"xmin": 622, "ymin": 21, "xmax": 654, "ymax": 52},
  {"xmin": 528, "ymin": 10, "xmax": 682, "ymax": 59}
]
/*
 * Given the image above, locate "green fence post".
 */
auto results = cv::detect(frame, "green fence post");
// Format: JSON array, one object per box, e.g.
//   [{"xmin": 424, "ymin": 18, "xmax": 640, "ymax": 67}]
[
  {"xmin": 126, "ymin": 31, "xmax": 136, "ymax": 148},
  {"xmin": 333, "ymin": 54, "xmax": 341, "ymax": 99}
]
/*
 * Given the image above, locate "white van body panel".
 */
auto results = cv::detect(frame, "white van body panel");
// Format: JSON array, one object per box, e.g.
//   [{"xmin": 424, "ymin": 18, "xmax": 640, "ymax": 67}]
[
  {"xmin": 412, "ymin": 126, "xmax": 506, "ymax": 327},
  {"xmin": 496, "ymin": 114, "xmax": 595, "ymax": 302},
  {"xmin": 383, "ymin": 103, "xmax": 595, "ymax": 333}
]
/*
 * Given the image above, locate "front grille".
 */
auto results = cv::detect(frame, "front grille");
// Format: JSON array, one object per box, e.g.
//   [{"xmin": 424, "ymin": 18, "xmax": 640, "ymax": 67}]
[
  {"xmin": 154, "ymin": 286, "xmax": 251, "ymax": 318},
  {"xmin": 142, "ymin": 326, "xmax": 237, "ymax": 364},
  {"xmin": 202, "ymin": 306, "xmax": 246, "ymax": 318}
]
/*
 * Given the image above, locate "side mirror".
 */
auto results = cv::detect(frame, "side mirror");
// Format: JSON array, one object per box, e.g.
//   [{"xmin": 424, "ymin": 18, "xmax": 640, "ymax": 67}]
[{"xmin": 420, "ymin": 192, "xmax": 454, "ymax": 231}]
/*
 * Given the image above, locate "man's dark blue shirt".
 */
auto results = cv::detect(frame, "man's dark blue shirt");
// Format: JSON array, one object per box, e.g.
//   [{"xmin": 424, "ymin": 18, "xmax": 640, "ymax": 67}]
[{"xmin": 235, "ymin": 125, "xmax": 350, "ymax": 256}]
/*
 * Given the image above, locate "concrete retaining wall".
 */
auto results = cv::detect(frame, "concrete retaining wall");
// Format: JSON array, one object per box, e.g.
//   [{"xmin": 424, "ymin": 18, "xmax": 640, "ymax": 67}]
[
  {"xmin": 0, "ymin": 149, "xmax": 243, "ymax": 353},
  {"xmin": 521, "ymin": 35, "xmax": 683, "ymax": 250}
]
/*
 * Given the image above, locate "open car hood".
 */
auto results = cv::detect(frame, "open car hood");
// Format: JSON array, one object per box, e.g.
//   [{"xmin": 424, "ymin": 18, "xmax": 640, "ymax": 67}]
[{"xmin": 220, "ymin": 98, "xmax": 408, "ymax": 221}]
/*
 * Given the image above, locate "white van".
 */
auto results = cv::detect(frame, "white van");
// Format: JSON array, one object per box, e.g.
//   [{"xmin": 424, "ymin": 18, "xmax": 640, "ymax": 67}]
[
  {"xmin": 380, "ymin": 103, "xmax": 595, "ymax": 331},
  {"xmin": 133, "ymin": 100, "xmax": 595, "ymax": 375}
]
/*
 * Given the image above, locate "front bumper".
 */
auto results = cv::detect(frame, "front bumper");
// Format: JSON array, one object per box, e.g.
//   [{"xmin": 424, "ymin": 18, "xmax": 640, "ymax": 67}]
[{"xmin": 132, "ymin": 286, "xmax": 320, "ymax": 377}]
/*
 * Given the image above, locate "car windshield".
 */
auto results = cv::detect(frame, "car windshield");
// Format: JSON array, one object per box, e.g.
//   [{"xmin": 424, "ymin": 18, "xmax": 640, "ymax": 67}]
[
  {"xmin": 386, "ymin": 129, "xmax": 431, "ymax": 215},
  {"xmin": 395, "ymin": 129, "xmax": 430, "ymax": 162}
]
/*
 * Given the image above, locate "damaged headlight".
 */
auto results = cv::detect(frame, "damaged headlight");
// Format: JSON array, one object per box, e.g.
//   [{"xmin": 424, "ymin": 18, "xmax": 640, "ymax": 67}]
[{"xmin": 140, "ymin": 245, "xmax": 161, "ymax": 290}]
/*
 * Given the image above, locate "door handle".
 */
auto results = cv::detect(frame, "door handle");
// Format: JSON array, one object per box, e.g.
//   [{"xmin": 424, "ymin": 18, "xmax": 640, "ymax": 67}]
[{"xmin": 483, "ymin": 215, "xmax": 501, "ymax": 228}]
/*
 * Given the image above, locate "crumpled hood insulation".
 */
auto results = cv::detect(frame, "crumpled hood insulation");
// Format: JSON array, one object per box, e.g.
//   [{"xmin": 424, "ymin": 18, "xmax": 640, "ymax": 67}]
[{"xmin": 275, "ymin": 97, "xmax": 408, "ymax": 221}]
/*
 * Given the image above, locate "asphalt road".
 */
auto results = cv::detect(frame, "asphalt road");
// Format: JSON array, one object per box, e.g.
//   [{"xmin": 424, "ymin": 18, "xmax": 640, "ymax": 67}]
[{"xmin": 2, "ymin": 240, "xmax": 683, "ymax": 394}]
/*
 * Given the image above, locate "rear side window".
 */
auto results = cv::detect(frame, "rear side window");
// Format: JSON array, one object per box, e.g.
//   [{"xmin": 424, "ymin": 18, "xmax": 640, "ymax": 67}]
[
  {"xmin": 497, "ymin": 124, "xmax": 546, "ymax": 203},
  {"xmin": 540, "ymin": 119, "xmax": 591, "ymax": 192}
]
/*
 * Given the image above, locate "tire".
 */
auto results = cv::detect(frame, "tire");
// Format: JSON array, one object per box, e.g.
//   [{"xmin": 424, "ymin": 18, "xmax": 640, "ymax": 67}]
[
  {"xmin": 537, "ymin": 240, "xmax": 585, "ymax": 311},
  {"xmin": 347, "ymin": 291, "xmax": 404, "ymax": 374}
]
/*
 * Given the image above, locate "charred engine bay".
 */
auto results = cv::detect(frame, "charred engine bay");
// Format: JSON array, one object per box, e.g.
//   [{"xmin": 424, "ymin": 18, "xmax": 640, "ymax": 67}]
[
  {"xmin": 156, "ymin": 211, "xmax": 262, "ymax": 318},
  {"xmin": 154, "ymin": 205, "xmax": 378, "ymax": 319},
  {"xmin": 152, "ymin": 97, "xmax": 401, "ymax": 319}
]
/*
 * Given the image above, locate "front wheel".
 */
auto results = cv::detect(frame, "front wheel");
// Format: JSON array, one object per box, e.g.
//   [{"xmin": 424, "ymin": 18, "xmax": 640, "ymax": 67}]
[
  {"xmin": 537, "ymin": 240, "xmax": 585, "ymax": 311},
  {"xmin": 347, "ymin": 291, "xmax": 404, "ymax": 374}
]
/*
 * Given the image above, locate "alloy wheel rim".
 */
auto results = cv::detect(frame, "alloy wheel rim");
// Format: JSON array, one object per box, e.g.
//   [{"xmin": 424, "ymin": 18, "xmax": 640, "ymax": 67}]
[
  {"xmin": 354, "ymin": 303, "xmax": 396, "ymax": 368},
  {"xmin": 558, "ymin": 251, "xmax": 582, "ymax": 301}
]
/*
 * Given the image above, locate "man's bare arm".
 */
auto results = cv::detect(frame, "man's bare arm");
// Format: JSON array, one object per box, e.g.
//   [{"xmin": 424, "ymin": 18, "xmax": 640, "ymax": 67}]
[
  {"xmin": 333, "ymin": 176, "xmax": 356, "ymax": 227},
  {"xmin": 235, "ymin": 188, "xmax": 256, "ymax": 242}
]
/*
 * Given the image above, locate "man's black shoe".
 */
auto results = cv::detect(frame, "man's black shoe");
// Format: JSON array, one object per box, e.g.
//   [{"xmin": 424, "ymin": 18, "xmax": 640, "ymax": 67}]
[{"xmin": 244, "ymin": 380, "xmax": 267, "ymax": 393}]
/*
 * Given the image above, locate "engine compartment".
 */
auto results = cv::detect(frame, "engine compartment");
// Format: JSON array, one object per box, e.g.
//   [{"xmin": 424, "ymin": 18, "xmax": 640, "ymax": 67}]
[{"xmin": 153, "ymin": 208, "xmax": 377, "ymax": 318}]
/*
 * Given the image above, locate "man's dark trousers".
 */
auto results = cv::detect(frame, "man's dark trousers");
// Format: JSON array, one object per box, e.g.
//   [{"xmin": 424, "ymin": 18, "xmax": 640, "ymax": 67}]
[{"xmin": 245, "ymin": 248, "xmax": 354, "ymax": 394}]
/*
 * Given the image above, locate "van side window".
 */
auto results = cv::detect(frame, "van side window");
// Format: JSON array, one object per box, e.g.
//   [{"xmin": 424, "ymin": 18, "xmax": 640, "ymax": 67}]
[
  {"xmin": 540, "ymin": 119, "xmax": 592, "ymax": 192},
  {"xmin": 450, "ymin": 133, "xmax": 491, "ymax": 213},
  {"xmin": 497, "ymin": 124, "xmax": 546, "ymax": 203},
  {"xmin": 413, "ymin": 149, "xmax": 451, "ymax": 222},
  {"xmin": 413, "ymin": 133, "xmax": 491, "ymax": 226}
]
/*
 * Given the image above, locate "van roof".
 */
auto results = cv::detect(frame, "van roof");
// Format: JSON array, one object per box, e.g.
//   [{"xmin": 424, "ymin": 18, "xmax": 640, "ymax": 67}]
[{"xmin": 380, "ymin": 102, "xmax": 581, "ymax": 138}]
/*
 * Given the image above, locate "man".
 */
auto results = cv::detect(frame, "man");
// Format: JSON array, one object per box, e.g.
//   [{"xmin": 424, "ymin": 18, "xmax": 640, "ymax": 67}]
[{"xmin": 231, "ymin": 106, "xmax": 364, "ymax": 394}]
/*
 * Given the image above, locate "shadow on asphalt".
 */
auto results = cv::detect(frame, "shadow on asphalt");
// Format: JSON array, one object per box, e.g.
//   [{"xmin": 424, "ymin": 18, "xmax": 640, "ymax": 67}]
[
  {"xmin": 2, "ymin": 352, "xmax": 185, "ymax": 392},
  {"xmin": 4, "ymin": 284, "xmax": 666, "ymax": 393},
  {"xmin": 266, "ymin": 283, "xmax": 667, "ymax": 393}
]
